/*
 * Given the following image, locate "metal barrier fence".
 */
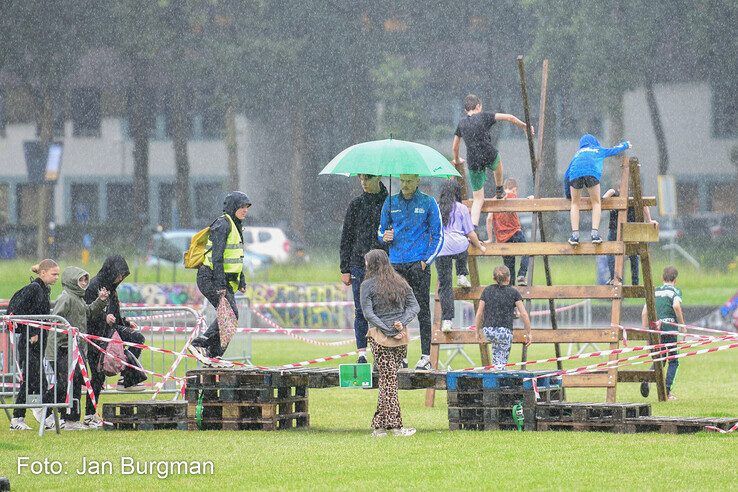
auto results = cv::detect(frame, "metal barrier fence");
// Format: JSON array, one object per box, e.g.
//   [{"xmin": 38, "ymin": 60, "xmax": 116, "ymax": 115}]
[
  {"xmin": 1, "ymin": 315, "xmax": 75, "ymax": 436},
  {"xmin": 117, "ymin": 306, "xmax": 204, "ymax": 395},
  {"xmin": 527, "ymin": 299, "xmax": 595, "ymax": 356}
]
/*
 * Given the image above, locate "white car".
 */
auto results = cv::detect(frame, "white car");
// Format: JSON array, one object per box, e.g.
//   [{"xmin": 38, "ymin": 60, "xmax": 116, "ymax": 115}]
[{"xmin": 242, "ymin": 227, "xmax": 293, "ymax": 263}]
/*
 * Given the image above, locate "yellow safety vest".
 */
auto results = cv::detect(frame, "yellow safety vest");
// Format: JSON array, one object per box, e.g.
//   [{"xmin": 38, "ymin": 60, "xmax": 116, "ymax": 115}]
[{"xmin": 203, "ymin": 214, "xmax": 244, "ymax": 291}]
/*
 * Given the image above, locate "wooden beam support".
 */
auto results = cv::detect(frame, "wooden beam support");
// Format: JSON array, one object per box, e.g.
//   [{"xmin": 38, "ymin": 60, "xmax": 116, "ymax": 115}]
[
  {"xmin": 617, "ymin": 370, "xmax": 660, "ymax": 383},
  {"xmin": 463, "ymin": 196, "xmax": 657, "ymax": 213},
  {"xmin": 469, "ymin": 242, "xmax": 625, "ymax": 256},
  {"xmin": 452, "ymin": 285, "xmax": 623, "ymax": 301},
  {"xmin": 622, "ymin": 222, "xmax": 660, "ymax": 243},
  {"xmin": 432, "ymin": 328, "xmax": 619, "ymax": 345},
  {"xmin": 622, "ymin": 286, "xmax": 647, "ymax": 298},
  {"xmin": 562, "ymin": 372, "xmax": 616, "ymax": 387}
]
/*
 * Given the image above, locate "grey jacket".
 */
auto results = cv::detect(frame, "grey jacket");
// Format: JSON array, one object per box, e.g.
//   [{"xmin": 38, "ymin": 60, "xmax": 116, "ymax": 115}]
[{"xmin": 359, "ymin": 277, "xmax": 419, "ymax": 337}]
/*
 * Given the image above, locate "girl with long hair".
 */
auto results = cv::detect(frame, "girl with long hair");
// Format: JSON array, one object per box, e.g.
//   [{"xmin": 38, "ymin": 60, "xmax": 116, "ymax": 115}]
[
  {"xmin": 436, "ymin": 179, "xmax": 485, "ymax": 332},
  {"xmin": 8, "ymin": 259, "xmax": 60, "ymax": 431},
  {"xmin": 360, "ymin": 249, "xmax": 419, "ymax": 437}
]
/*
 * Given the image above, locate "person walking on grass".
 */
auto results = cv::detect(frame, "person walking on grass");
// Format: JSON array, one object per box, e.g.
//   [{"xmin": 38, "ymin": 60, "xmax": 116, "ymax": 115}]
[
  {"xmin": 640, "ymin": 266, "xmax": 685, "ymax": 400},
  {"xmin": 7, "ymin": 260, "xmax": 59, "ymax": 431},
  {"xmin": 436, "ymin": 179, "xmax": 485, "ymax": 332},
  {"xmin": 563, "ymin": 134, "xmax": 631, "ymax": 246},
  {"xmin": 475, "ymin": 265, "xmax": 532, "ymax": 369},
  {"xmin": 451, "ymin": 94, "xmax": 533, "ymax": 233},
  {"xmin": 339, "ymin": 174, "xmax": 388, "ymax": 364},
  {"xmin": 189, "ymin": 191, "xmax": 251, "ymax": 367},
  {"xmin": 44, "ymin": 267, "xmax": 108, "ymax": 431},
  {"xmin": 378, "ymin": 174, "xmax": 443, "ymax": 371},
  {"xmin": 84, "ymin": 255, "xmax": 147, "ymax": 429},
  {"xmin": 360, "ymin": 249, "xmax": 419, "ymax": 437},
  {"xmin": 485, "ymin": 177, "xmax": 530, "ymax": 286}
]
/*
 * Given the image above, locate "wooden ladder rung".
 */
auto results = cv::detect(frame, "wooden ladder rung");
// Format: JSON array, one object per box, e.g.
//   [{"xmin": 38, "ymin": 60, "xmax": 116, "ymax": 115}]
[
  {"xmin": 464, "ymin": 196, "xmax": 657, "ymax": 213},
  {"xmin": 469, "ymin": 242, "xmax": 624, "ymax": 256},
  {"xmin": 452, "ymin": 285, "xmax": 623, "ymax": 300}
]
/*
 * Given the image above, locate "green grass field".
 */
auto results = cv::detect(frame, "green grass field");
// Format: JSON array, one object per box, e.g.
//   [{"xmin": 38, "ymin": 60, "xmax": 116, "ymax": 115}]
[
  {"xmin": 1, "ymin": 250, "xmax": 735, "ymax": 305},
  {"xmin": 0, "ymin": 338, "xmax": 736, "ymax": 490}
]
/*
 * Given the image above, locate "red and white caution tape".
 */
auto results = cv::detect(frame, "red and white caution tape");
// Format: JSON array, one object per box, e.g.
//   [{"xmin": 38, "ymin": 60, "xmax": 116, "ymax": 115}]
[
  {"xmin": 529, "ymin": 300, "xmax": 589, "ymax": 317},
  {"xmin": 252, "ymin": 301, "xmax": 353, "ymax": 309},
  {"xmin": 151, "ymin": 317, "xmax": 206, "ymax": 398},
  {"xmin": 705, "ymin": 423, "xmax": 738, "ymax": 434},
  {"xmin": 250, "ymin": 307, "xmax": 357, "ymax": 346}
]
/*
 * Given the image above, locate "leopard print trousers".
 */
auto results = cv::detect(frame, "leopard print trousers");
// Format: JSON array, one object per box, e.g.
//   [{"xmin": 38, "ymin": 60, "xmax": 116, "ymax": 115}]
[{"xmin": 369, "ymin": 339, "xmax": 407, "ymax": 430}]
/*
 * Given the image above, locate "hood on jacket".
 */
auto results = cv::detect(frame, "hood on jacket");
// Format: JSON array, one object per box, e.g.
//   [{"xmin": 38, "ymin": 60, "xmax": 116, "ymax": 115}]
[
  {"xmin": 223, "ymin": 191, "xmax": 252, "ymax": 219},
  {"xmin": 62, "ymin": 266, "xmax": 90, "ymax": 297},
  {"xmin": 95, "ymin": 255, "xmax": 130, "ymax": 289},
  {"xmin": 578, "ymin": 134, "xmax": 600, "ymax": 149}
]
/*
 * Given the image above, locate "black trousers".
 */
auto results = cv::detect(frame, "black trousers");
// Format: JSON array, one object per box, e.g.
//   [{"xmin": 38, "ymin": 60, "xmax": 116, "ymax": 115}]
[
  {"xmin": 394, "ymin": 261, "xmax": 431, "ymax": 355},
  {"xmin": 436, "ymin": 251, "xmax": 469, "ymax": 321},
  {"xmin": 607, "ymin": 229, "xmax": 639, "ymax": 284},
  {"xmin": 43, "ymin": 349, "xmax": 84, "ymax": 421},
  {"xmin": 192, "ymin": 266, "xmax": 239, "ymax": 358},
  {"xmin": 13, "ymin": 335, "xmax": 48, "ymax": 419}
]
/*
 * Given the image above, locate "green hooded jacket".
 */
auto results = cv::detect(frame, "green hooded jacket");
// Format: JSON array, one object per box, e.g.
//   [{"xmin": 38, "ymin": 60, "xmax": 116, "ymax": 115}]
[{"xmin": 47, "ymin": 266, "xmax": 106, "ymax": 360}]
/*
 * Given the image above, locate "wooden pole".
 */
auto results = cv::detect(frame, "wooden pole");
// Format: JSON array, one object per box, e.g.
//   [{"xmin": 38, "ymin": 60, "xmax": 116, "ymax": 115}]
[{"xmin": 516, "ymin": 56, "xmax": 563, "ymax": 374}]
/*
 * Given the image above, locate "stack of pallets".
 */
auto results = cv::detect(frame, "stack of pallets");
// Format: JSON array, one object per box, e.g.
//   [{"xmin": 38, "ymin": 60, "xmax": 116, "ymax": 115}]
[
  {"xmin": 446, "ymin": 371, "xmax": 563, "ymax": 431},
  {"xmin": 102, "ymin": 400, "xmax": 187, "ymax": 431},
  {"xmin": 535, "ymin": 402, "xmax": 651, "ymax": 432},
  {"xmin": 185, "ymin": 369, "xmax": 310, "ymax": 431}
]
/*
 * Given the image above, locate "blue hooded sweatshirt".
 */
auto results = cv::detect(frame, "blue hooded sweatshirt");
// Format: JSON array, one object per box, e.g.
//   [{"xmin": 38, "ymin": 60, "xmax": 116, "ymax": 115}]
[
  {"xmin": 563, "ymin": 134, "xmax": 630, "ymax": 197},
  {"xmin": 377, "ymin": 190, "xmax": 444, "ymax": 265}
]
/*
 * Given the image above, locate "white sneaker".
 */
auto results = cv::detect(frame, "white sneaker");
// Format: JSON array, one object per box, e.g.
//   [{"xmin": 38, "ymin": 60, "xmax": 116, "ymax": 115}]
[
  {"xmin": 10, "ymin": 417, "xmax": 32, "ymax": 431},
  {"xmin": 64, "ymin": 421, "xmax": 89, "ymax": 431},
  {"xmin": 391, "ymin": 427, "xmax": 416, "ymax": 437},
  {"xmin": 441, "ymin": 320, "xmax": 454, "ymax": 332},
  {"xmin": 32, "ymin": 407, "xmax": 45, "ymax": 424},
  {"xmin": 84, "ymin": 414, "xmax": 104, "ymax": 429},
  {"xmin": 44, "ymin": 415, "xmax": 65, "ymax": 430},
  {"xmin": 414, "ymin": 357, "xmax": 432, "ymax": 371},
  {"xmin": 187, "ymin": 345, "xmax": 212, "ymax": 366},
  {"xmin": 371, "ymin": 428, "xmax": 388, "ymax": 437},
  {"xmin": 457, "ymin": 275, "xmax": 472, "ymax": 288}
]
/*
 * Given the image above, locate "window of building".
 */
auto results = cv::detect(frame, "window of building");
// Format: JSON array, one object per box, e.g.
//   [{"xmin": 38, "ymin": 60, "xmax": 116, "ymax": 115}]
[
  {"xmin": 71, "ymin": 88, "xmax": 101, "ymax": 137},
  {"xmin": 17, "ymin": 183, "xmax": 54, "ymax": 225},
  {"xmin": 106, "ymin": 182, "xmax": 134, "ymax": 222},
  {"xmin": 158, "ymin": 183, "xmax": 176, "ymax": 229},
  {"xmin": 194, "ymin": 182, "xmax": 223, "ymax": 221},
  {"xmin": 0, "ymin": 183, "xmax": 8, "ymax": 224},
  {"xmin": 35, "ymin": 109, "xmax": 65, "ymax": 138},
  {"xmin": 711, "ymin": 82, "xmax": 738, "ymax": 138},
  {"xmin": 70, "ymin": 183, "xmax": 99, "ymax": 223},
  {"xmin": 0, "ymin": 89, "xmax": 6, "ymax": 137}
]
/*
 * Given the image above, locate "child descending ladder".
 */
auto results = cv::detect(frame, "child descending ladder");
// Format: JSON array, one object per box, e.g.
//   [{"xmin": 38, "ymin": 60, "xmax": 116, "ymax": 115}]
[{"xmin": 425, "ymin": 156, "xmax": 666, "ymax": 406}]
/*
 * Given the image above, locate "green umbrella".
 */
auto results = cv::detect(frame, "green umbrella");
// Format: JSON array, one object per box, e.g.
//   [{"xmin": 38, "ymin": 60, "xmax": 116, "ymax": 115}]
[{"xmin": 319, "ymin": 138, "xmax": 461, "ymax": 178}]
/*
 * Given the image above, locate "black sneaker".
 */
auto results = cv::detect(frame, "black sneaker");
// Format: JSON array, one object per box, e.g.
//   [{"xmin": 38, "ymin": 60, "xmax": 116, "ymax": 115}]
[
  {"xmin": 357, "ymin": 355, "xmax": 368, "ymax": 364},
  {"xmin": 591, "ymin": 231, "xmax": 603, "ymax": 244},
  {"xmin": 401, "ymin": 359, "xmax": 408, "ymax": 369},
  {"xmin": 640, "ymin": 381, "xmax": 650, "ymax": 398},
  {"xmin": 495, "ymin": 186, "xmax": 505, "ymax": 199},
  {"xmin": 568, "ymin": 234, "xmax": 580, "ymax": 246}
]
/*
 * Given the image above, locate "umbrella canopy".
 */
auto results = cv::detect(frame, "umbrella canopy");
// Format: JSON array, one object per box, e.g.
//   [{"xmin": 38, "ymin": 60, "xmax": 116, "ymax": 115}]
[{"xmin": 319, "ymin": 138, "xmax": 460, "ymax": 178}]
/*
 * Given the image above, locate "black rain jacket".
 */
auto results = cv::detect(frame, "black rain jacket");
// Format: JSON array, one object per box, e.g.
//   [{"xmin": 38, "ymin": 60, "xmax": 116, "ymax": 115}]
[{"xmin": 339, "ymin": 182, "xmax": 388, "ymax": 273}]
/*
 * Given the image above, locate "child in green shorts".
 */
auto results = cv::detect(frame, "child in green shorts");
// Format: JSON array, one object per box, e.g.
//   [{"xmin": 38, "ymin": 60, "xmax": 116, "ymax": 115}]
[{"xmin": 451, "ymin": 94, "xmax": 532, "ymax": 229}]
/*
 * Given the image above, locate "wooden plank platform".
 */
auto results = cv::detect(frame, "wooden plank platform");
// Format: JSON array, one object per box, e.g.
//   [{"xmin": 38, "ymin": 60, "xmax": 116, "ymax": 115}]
[
  {"xmin": 469, "ymin": 242, "xmax": 625, "ymax": 256},
  {"xmin": 617, "ymin": 370, "xmax": 661, "ymax": 383},
  {"xmin": 464, "ymin": 196, "xmax": 656, "ymax": 213},
  {"xmin": 535, "ymin": 402, "xmax": 651, "ymax": 422},
  {"xmin": 281, "ymin": 368, "xmax": 448, "ymax": 390},
  {"xmin": 453, "ymin": 285, "xmax": 623, "ymax": 301},
  {"xmin": 622, "ymin": 417, "xmax": 738, "ymax": 434},
  {"xmin": 446, "ymin": 371, "xmax": 561, "ymax": 391},
  {"xmin": 447, "ymin": 386, "xmax": 563, "ymax": 407},
  {"xmin": 448, "ymin": 406, "xmax": 536, "ymax": 427},
  {"xmin": 432, "ymin": 328, "xmax": 619, "ymax": 345},
  {"xmin": 562, "ymin": 372, "xmax": 616, "ymax": 388}
]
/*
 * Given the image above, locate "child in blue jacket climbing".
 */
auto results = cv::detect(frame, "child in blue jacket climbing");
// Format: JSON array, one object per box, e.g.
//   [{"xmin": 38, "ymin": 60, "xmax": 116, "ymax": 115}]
[{"xmin": 563, "ymin": 134, "xmax": 631, "ymax": 245}]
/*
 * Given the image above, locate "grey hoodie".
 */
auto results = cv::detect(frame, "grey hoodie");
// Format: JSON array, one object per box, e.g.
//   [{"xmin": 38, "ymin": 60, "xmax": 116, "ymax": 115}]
[{"xmin": 47, "ymin": 267, "xmax": 106, "ymax": 360}]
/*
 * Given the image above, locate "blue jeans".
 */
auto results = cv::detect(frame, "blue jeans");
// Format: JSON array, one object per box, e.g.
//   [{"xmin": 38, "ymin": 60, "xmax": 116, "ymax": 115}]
[
  {"xmin": 482, "ymin": 327, "xmax": 514, "ymax": 369},
  {"xmin": 661, "ymin": 333, "xmax": 679, "ymax": 392},
  {"xmin": 350, "ymin": 266, "xmax": 369, "ymax": 350},
  {"xmin": 503, "ymin": 231, "xmax": 529, "ymax": 284}
]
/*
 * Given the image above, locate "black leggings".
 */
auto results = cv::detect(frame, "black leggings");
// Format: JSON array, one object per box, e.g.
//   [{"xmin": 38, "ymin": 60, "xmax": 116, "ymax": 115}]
[{"xmin": 192, "ymin": 266, "xmax": 239, "ymax": 358}]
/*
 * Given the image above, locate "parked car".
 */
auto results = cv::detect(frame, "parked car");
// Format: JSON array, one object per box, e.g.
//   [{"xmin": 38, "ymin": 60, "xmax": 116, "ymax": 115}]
[
  {"xmin": 147, "ymin": 229, "xmax": 271, "ymax": 271},
  {"xmin": 242, "ymin": 226, "xmax": 308, "ymax": 263}
]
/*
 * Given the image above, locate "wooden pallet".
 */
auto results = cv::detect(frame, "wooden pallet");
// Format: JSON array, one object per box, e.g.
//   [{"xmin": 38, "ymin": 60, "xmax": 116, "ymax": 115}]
[
  {"xmin": 106, "ymin": 420, "xmax": 188, "ymax": 431},
  {"xmin": 622, "ymin": 417, "xmax": 738, "ymax": 434},
  {"xmin": 187, "ymin": 413, "xmax": 310, "ymax": 431},
  {"xmin": 447, "ymin": 386, "xmax": 563, "ymax": 407},
  {"xmin": 185, "ymin": 384, "xmax": 308, "ymax": 403},
  {"xmin": 449, "ymin": 421, "xmax": 522, "ymax": 431},
  {"xmin": 102, "ymin": 400, "xmax": 187, "ymax": 421},
  {"xmin": 187, "ymin": 398, "xmax": 308, "ymax": 421},
  {"xmin": 536, "ymin": 421, "xmax": 627, "ymax": 433},
  {"xmin": 446, "ymin": 371, "xmax": 561, "ymax": 391},
  {"xmin": 536, "ymin": 402, "xmax": 651, "ymax": 422},
  {"xmin": 448, "ymin": 406, "xmax": 536, "ymax": 425},
  {"xmin": 186, "ymin": 368, "xmax": 310, "ymax": 389}
]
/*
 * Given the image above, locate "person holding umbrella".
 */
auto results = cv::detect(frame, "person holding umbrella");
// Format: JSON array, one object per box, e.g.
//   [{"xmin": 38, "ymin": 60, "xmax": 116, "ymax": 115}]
[
  {"xmin": 378, "ymin": 175, "xmax": 443, "ymax": 370},
  {"xmin": 321, "ymin": 138, "xmax": 459, "ymax": 371}
]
